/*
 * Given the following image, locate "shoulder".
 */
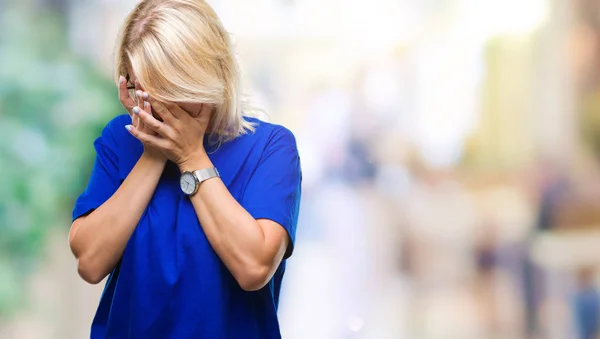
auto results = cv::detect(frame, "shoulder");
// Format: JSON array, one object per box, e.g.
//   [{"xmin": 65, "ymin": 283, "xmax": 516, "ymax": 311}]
[
  {"xmin": 95, "ymin": 114, "xmax": 140, "ymax": 162},
  {"xmin": 100, "ymin": 114, "xmax": 131, "ymax": 142},
  {"xmin": 244, "ymin": 117, "xmax": 298, "ymax": 151},
  {"xmin": 94, "ymin": 114, "xmax": 142, "ymax": 173}
]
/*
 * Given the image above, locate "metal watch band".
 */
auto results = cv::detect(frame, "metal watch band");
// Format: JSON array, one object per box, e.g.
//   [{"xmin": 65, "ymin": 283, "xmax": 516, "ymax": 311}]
[{"xmin": 192, "ymin": 168, "xmax": 220, "ymax": 184}]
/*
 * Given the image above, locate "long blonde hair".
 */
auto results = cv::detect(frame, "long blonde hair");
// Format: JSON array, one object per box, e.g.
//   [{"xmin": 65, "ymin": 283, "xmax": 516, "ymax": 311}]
[{"xmin": 115, "ymin": 0, "xmax": 254, "ymax": 141}]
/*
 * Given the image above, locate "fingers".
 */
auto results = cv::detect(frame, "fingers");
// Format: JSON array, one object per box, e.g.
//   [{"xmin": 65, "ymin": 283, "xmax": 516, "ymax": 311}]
[
  {"xmin": 131, "ymin": 90, "xmax": 144, "ymax": 127},
  {"xmin": 141, "ymin": 92, "xmax": 169, "ymax": 123},
  {"xmin": 146, "ymin": 94, "xmax": 186, "ymax": 120},
  {"xmin": 135, "ymin": 81, "xmax": 145, "ymax": 110},
  {"xmin": 132, "ymin": 105, "xmax": 175, "ymax": 139},
  {"xmin": 118, "ymin": 75, "xmax": 136, "ymax": 114},
  {"xmin": 190, "ymin": 104, "xmax": 212, "ymax": 128},
  {"xmin": 198, "ymin": 104, "xmax": 213, "ymax": 120},
  {"xmin": 125, "ymin": 124, "xmax": 170, "ymax": 149}
]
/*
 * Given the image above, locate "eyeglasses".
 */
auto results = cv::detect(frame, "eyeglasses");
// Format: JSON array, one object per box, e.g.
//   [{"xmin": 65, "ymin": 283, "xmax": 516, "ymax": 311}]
[{"xmin": 125, "ymin": 74, "xmax": 136, "ymax": 100}]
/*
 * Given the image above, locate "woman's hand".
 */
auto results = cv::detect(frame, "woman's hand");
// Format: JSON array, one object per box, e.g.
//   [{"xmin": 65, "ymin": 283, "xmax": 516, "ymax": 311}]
[
  {"xmin": 118, "ymin": 76, "xmax": 166, "ymax": 162},
  {"xmin": 125, "ymin": 93, "xmax": 212, "ymax": 169},
  {"xmin": 118, "ymin": 75, "xmax": 138, "ymax": 117}
]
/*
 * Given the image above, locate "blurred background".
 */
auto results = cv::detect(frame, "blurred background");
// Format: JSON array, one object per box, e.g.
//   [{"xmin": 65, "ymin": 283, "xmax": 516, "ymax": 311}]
[{"xmin": 3, "ymin": 0, "xmax": 600, "ymax": 338}]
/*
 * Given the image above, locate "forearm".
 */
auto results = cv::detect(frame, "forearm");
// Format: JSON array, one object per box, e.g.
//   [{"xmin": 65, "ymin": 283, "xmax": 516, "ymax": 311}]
[
  {"xmin": 184, "ymin": 158, "xmax": 284, "ymax": 290},
  {"xmin": 70, "ymin": 153, "xmax": 165, "ymax": 283},
  {"xmin": 193, "ymin": 179, "xmax": 267, "ymax": 263}
]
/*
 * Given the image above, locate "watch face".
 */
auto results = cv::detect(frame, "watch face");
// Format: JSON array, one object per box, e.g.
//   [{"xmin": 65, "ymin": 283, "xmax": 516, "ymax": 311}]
[{"xmin": 180, "ymin": 172, "xmax": 197, "ymax": 195}]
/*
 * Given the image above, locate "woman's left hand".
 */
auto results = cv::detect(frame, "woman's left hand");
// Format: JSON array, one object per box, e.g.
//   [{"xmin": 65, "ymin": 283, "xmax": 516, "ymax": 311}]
[{"xmin": 126, "ymin": 94, "xmax": 212, "ymax": 169}]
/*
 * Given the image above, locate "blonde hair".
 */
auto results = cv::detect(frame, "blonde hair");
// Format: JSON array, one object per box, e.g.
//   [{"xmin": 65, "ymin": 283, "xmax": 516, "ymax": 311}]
[{"xmin": 115, "ymin": 0, "xmax": 255, "ymax": 141}]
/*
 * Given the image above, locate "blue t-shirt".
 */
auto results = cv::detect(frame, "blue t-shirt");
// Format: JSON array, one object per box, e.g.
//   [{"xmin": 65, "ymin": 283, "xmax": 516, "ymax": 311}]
[{"xmin": 72, "ymin": 114, "xmax": 302, "ymax": 339}]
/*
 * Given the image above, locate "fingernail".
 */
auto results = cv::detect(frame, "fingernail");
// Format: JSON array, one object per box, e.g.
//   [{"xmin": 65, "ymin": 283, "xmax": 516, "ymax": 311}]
[
  {"xmin": 119, "ymin": 76, "xmax": 125, "ymax": 84},
  {"xmin": 136, "ymin": 90, "xmax": 143, "ymax": 98},
  {"xmin": 125, "ymin": 124, "xmax": 133, "ymax": 131},
  {"xmin": 132, "ymin": 107, "xmax": 140, "ymax": 114},
  {"xmin": 142, "ymin": 92, "xmax": 149, "ymax": 99},
  {"xmin": 144, "ymin": 101, "xmax": 150, "ymax": 108}
]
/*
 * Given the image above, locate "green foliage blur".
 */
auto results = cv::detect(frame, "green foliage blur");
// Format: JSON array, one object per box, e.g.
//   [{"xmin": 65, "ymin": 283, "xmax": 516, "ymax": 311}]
[{"xmin": 0, "ymin": 4, "xmax": 122, "ymax": 318}]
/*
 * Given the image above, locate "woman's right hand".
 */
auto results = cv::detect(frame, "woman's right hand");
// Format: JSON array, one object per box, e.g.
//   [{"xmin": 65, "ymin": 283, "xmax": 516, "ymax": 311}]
[{"xmin": 118, "ymin": 76, "xmax": 166, "ymax": 162}]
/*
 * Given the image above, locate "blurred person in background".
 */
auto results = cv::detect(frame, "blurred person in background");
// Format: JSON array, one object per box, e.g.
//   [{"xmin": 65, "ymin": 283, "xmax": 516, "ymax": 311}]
[
  {"xmin": 67, "ymin": 1, "xmax": 302, "ymax": 338},
  {"xmin": 523, "ymin": 159, "xmax": 570, "ymax": 337},
  {"xmin": 573, "ymin": 267, "xmax": 600, "ymax": 339},
  {"xmin": 474, "ymin": 221, "xmax": 500, "ymax": 334}
]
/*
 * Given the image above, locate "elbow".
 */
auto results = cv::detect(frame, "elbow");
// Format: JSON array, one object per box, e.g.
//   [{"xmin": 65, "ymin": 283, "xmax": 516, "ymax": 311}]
[
  {"xmin": 70, "ymin": 219, "xmax": 108, "ymax": 284},
  {"xmin": 76, "ymin": 256, "xmax": 107, "ymax": 285},
  {"xmin": 235, "ymin": 263, "xmax": 271, "ymax": 292}
]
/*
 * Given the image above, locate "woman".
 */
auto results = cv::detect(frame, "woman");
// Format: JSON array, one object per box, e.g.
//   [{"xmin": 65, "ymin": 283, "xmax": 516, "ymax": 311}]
[{"xmin": 68, "ymin": 1, "xmax": 301, "ymax": 338}]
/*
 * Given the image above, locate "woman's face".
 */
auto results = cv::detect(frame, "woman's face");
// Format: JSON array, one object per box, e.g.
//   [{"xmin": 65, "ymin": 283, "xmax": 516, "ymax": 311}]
[{"xmin": 127, "ymin": 70, "xmax": 204, "ymax": 118}]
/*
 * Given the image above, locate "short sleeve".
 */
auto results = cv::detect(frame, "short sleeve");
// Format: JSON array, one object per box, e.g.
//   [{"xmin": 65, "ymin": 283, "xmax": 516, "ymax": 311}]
[
  {"xmin": 72, "ymin": 119, "xmax": 123, "ymax": 222},
  {"xmin": 241, "ymin": 127, "xmax": 302, "ymax": 259}
]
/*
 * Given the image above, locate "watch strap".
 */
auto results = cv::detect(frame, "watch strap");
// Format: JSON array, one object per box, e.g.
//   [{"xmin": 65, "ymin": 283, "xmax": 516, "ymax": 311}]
[{"xmin": 192, "ymin": 167, "xmax": 220, "ymax": 184}]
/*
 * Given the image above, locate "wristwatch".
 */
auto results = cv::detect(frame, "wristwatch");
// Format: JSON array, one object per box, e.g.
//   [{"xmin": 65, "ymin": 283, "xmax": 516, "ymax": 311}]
[{"xmin": 180, "ymin": 168, "xmax": 220, "ymax": 196}]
